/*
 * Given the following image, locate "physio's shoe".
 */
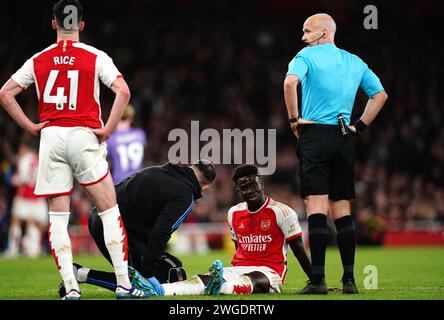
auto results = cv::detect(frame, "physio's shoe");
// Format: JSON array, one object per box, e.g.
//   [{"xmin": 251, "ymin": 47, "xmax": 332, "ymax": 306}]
[
  {"xmin": 204, "ymin": 259, "xmax": 225, "ymax": 295},
  {"xmin": 62, "ymin": 289, "xmax": 81, "ymax": 300},
  {"xmin": 128, "ymin": 266, "xmax": 158, "ymax": 296},
  {"xmin": 342, "ymin": 278, "xmax": 359, "ymax": 294},
  {"xmin": 298, "ymin": 279, "xmax": 328, "ymax": 295},
  {"xmin": 115, "ymin": 285, "xmax": 154, "ymax": 299}
]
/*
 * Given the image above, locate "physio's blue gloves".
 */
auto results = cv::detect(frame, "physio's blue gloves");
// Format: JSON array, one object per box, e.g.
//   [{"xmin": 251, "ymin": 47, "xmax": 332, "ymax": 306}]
[{"xmin": 147, "ymin": 276, "xmax": 165, "ymax": 296}]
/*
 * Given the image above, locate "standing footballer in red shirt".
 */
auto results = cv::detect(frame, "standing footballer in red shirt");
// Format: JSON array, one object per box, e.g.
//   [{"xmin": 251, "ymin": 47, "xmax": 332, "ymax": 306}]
[{"xmin": 0, "ymin": 0, "xmax": 149, "ymax": 300}]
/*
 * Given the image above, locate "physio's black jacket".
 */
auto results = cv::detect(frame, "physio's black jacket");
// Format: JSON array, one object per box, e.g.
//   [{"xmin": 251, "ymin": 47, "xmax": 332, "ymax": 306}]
[{"xmin": 115, "ymin": 162, "xmax": 202, "ymax": 278}]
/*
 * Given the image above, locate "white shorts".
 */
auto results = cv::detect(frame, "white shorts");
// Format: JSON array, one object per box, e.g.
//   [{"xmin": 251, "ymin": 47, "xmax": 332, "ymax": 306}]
[
  {"xmin": 223, "ymin": 266, "xmax": 283, "ymax": 293},
  {"xmin": 11, "ymin": 196, "xmax": 48, "ymax": 225},
  {"xmin": 35, "ymin": 126, "xmax": 109, "ymax": 196}
]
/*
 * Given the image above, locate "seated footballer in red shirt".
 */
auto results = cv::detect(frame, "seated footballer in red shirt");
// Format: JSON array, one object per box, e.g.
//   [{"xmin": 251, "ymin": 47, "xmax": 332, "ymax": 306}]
[{"xmin": 128, "ymin": 164, "xmax": 312, "ymax": 296}]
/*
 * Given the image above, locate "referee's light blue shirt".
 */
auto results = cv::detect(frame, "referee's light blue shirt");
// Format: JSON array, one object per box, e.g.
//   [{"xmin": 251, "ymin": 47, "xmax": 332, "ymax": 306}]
[{"xmin": 286, "ymin": 43, "xmax": 384, "ymax": 125}]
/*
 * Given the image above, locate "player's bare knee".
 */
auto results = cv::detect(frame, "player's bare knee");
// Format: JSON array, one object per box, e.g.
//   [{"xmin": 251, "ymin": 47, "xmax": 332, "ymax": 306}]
[
  {"xmin": 48, "ymin": 196, "xmax": 71, "ymax": 212},
  {"xmin": 83, "ymin": 180, "xmax": 117, "ymax": 212}
]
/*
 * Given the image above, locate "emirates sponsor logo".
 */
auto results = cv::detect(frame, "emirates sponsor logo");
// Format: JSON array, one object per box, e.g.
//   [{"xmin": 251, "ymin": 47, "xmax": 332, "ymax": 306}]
[
  {"xmin": 261, "ymin": 220, "xmax": 271, "ymax": 231},
  {"xmin": 238, "ymin": 234, "xmax": 272, "ymax": 252},
  {"xmin": 237, "ymin": 234, "xmax": 272, "ymax": 243}
]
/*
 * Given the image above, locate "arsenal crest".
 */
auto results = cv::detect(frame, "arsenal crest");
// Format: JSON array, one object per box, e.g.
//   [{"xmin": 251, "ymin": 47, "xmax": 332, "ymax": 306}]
[{"xmin": 261, "ymin": 219, "xmax": 271, "ymax": 231}]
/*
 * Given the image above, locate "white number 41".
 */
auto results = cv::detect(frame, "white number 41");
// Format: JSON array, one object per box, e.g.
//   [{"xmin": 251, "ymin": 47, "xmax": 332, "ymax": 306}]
[{"xmin": 43, "ymin": 69, "xmax": 78, "ymax": 110}]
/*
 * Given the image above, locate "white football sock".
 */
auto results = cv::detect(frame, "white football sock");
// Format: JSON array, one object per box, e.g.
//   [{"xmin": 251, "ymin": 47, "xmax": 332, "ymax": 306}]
[
  {"xmin": 220, "ymin": 275, "xmax": 253, "ymax": 295},
  {"xmin": 162, "ymin": 275, "xmax": 206, "ymax": 296},
  {"xmin": 98, "ymin": 205, "xmax": 131, "ymax": 289},
  {"xmin": 7, "ymin": 223, "xmax": 21, "ymax": 256},
  {"xmin": 48, "ymin": 212, "xmax": 79, "ymax": 293},
  {"xmin": 23, "ymin": 223, "xmax": 41, "ymax": 258}
]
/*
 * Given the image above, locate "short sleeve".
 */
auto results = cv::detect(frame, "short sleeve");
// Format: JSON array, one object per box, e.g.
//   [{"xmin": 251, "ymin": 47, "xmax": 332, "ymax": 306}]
[
  {"xmin": 360, "ymin": 64, "xmax": 384, "ymax": 97},
  {"xmin": 286, "ymin": 49, "xmax": 309, "ymax": 81},
  {"xmin": 97, "ymin": 51, "xmax": 122, "ymax": 88},
  {"xmin": 11, "ymin": 58, "xmax": 35, "ymax": 89},
  {"xmin": 275, "ymin": 204, "xmax": 302, "ymax": 241},
  {"xmin": 227, "ymin": 206, "xmax": 237, "ymax": 241}
]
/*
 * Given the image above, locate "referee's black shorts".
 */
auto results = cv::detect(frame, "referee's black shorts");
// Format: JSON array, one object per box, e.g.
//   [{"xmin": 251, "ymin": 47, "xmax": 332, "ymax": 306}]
[
  {"xmin": 88, "ymin": 209, "xmax": 186, "ymax": 283},
  {"xmin": 297, "ymin": 124, "xmax": 355, "ymax": 200}
]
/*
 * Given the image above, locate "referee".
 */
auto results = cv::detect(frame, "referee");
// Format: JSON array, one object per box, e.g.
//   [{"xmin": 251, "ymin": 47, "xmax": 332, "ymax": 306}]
[{"xmin": 283, "ymin": 13, "xmax": 388, "ymax": 294}]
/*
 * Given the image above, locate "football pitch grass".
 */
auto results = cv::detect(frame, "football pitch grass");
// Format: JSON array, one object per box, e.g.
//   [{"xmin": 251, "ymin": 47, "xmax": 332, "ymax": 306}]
[{"xmin": 0, "ymin": 246, "xmax": 443, "ymax": 300}]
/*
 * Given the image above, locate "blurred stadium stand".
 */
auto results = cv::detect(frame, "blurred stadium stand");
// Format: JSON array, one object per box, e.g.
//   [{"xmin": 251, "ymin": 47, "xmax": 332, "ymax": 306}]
[{"xmin": 1, "ymin": 0, "xmax": 443, "ymax": 254}]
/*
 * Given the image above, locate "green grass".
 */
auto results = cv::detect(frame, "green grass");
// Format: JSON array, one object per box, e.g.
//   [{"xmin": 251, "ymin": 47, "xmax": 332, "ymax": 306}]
[{"xmin": 0, "ymin": 247, "xmax": 443, "ymax": 300}]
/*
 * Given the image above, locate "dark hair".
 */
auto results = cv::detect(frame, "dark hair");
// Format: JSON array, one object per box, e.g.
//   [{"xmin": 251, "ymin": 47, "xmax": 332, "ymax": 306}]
[
  {"xmin": 53, "ymin": 0, "xmax": 84, "ymax": 29},
  {"xmin": 192, "ymin": 159, "xmax": 216, "ymax": 185},
  {"xmin": 232, "ymin": 164, "xmax": 258, "ymax": 182}
]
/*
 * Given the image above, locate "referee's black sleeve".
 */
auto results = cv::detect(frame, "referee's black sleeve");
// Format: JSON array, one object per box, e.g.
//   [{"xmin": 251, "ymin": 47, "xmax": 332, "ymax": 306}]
[{"xmin": 140, "ymin": 191, "xmax": 194, "ymax": 279}]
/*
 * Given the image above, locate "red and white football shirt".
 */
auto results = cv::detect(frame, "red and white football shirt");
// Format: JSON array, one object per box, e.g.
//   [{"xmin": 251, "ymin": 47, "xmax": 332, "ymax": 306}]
[
  {"xmin": 227, "ymin": 197, "xmax": 302, "ymax": 279},
  {"xmin": 11, "ymin": 40, "xmax": 122, "ymax": 128},
  {"xmin": 14, "ymin": 152, "xmax": 39, "ymax": 200}
]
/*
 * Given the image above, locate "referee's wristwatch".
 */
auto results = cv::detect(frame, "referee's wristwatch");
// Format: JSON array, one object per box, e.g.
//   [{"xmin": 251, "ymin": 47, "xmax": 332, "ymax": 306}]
[
  {"xmin": 289, "ymin": 116, "xmax": 301, "ymax": 123},
  {"xmin": 354, "ymin": 119, "xmax": 368, "ymax": 135}
]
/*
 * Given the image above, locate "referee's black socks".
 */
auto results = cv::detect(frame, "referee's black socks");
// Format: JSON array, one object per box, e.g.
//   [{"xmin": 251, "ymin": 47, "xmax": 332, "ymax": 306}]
[
  {"xmin": 334, "ymin": 215, "xmax": 356, "ymax": 284},
  {"xmin": 308, "ymin": 213, "xmax": 329, "ymax": 285}
]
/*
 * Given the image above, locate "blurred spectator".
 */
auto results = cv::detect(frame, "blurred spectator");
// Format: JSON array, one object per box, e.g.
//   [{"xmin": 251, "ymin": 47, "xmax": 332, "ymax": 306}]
[
  {"xmin": 107, "ymin": 104, "xmax": 147, "ymax": 184},
  {"xmin": 355, "ymin": 207, "xmax": 386, "ymax": 245},
  {"xmin": 4, "ymin": 139, "xmax": 48, "ymax": 258}
]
